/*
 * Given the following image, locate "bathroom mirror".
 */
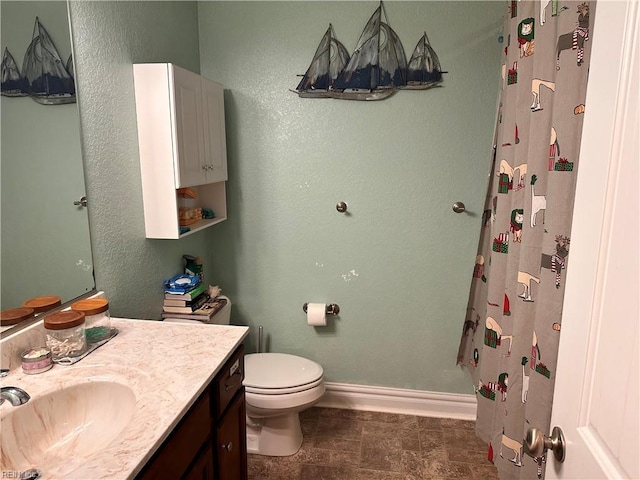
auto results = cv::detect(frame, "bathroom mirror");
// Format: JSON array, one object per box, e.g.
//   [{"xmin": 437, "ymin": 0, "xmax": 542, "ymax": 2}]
[{"xmin": 1, "ymin": 1, "xmax": 95, "ymax": 333}]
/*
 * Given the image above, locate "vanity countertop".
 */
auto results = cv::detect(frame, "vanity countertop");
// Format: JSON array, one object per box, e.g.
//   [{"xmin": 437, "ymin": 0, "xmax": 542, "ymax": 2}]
[{"xmin": 0, "ymin": 317, "xmax": 249, "ymax": 479}]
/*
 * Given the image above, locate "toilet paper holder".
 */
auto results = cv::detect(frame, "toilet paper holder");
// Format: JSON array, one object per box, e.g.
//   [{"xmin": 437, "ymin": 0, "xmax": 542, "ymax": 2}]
[{"xmin": 302, "ymin": 303, "xmax": 340, "ymax": 315}]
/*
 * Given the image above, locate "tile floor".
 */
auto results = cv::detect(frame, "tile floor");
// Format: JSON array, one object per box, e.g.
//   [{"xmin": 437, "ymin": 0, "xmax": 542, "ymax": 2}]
[{"xmin": 247, "ymin": 407, "xmax": 499, "ymax": 480}]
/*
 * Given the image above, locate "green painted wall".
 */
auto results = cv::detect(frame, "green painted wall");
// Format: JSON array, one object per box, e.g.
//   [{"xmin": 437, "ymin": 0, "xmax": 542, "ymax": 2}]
[
  {"xmin": 198, "ymin": 2, "xmax": 503, "ymax": 393},
  {"xmin": 68, "ymin": 1, "xmax": 502, "ymax": 394},
  {"xmin": 67, "ymin": 1, "xmax": 215, "ymax": 318}
]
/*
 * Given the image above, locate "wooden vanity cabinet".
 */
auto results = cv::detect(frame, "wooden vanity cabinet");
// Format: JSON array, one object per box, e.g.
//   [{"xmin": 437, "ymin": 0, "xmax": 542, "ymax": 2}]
[
  {"xmin": 215, "ymin": 388, "xmax": 248, "ymax": 480},
  {"xmin": 136, "ymin": 345, "xmax": 247, "ymax": 480},
  {"xmin": 183, "ymin": 443, "xmax": 214, "ymax": 480}
]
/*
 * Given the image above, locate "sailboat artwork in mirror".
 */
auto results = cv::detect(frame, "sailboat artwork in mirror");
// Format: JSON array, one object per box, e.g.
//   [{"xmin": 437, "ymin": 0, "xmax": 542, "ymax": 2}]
[
  {"xmin": 293, "ymin": 1, "xmax": 445, "ymax": 101},
  {"xmin": 1, "ymin": 17, "xmax": 75, "ymax": 105},
  {"xmin": 1, "ymin": 48, "xmax": 28, "ymax": 97}
]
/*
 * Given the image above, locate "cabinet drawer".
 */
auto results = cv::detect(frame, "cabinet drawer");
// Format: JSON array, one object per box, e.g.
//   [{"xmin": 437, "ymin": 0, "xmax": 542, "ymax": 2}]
[
  {"xmin": 137, "ymin": 391, "xmax": 211, "ymax": 480},
  {"xmin": 214, "ymin": 345, "xmax": 244, "ymax": 418},
  {"xmin": 216, "ymin": 390, "xmax": 248, "ymax": 480}
]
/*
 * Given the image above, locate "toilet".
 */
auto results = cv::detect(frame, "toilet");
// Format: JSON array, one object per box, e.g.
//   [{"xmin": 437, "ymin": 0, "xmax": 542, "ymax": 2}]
[
  {"xmin": 164, "ymin": 296, "xmax": 325, "ymax": 456},
  {"xmin": 244, "ymin": 352, "xmax": 325, "ymax": 456}
]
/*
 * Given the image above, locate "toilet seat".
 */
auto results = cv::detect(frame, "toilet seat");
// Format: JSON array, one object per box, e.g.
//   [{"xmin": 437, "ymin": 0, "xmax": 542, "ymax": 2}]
[
  {"xmin": 244, "ymin": 353, "xmax": 324, "ymax": 395},
  {"xmin": 245, "ymin": 376, "xmax": 324, "ymax": 395}
]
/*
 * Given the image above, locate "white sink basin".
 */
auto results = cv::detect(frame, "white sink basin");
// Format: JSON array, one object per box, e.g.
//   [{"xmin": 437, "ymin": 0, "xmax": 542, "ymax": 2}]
[{"xmin": 0, "ymin": 381, "xmax": 136, "ymax": 477}]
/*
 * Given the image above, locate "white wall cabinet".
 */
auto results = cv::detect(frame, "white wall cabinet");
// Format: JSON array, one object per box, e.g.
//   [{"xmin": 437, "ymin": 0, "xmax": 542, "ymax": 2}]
[{"xmin": 133, "ymin": 63, "xmax": 228, "ymax": 239}]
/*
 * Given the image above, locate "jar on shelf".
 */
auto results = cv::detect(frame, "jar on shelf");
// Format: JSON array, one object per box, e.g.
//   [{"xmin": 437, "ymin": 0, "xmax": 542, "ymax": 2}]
[
  {"xmin": 22, "ymin": 295, "xmax": 62, "ymax": 314},
  {"xmin": 44, "ymin": 311, "xmax": 87, "ymax": 361},
  {"xmin": 71, "ymin": 298, "xmax": 112, "ymax": 344}
]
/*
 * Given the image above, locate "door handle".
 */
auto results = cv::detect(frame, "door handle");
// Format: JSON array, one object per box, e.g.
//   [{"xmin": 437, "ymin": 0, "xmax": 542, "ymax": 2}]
[{"xmin": 524, "ymin": 426, "xmax": 566, "ymax": 462}]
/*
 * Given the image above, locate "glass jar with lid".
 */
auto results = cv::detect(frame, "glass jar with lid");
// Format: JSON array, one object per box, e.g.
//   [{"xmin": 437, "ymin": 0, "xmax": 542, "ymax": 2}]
[
  {"xmin": 44, "ymin": 311, "xmax": 87, "ymax": 361},
  {"xmin": 71, "ymin": 298, "xmax": 112, "ymax": 344}
]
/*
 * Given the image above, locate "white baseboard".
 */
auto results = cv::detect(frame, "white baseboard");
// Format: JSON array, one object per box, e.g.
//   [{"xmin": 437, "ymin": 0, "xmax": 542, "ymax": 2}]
[{"xmin": 316, "ymin": 382, "xmax": 477, "ymax": 421}]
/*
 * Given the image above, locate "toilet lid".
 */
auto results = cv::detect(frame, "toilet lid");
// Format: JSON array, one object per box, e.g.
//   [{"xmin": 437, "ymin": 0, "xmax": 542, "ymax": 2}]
[{"xmin": 244, "ymin": 353, "xmax": 323, "ymax": 390}]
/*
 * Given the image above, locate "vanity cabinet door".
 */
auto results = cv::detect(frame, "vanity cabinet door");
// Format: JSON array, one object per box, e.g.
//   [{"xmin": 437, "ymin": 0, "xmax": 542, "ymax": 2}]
[
  {"xmin": 136, "ymin": 391, "xmax": 211, "ymax": 480},
  {"xmin": 184, "ymin": 443, "xmax": 215, "ymax": 480},
  {"xmin": 136, "ymin": 343, "xmax": 248, "ymax": 480},
  {"xmin": 215, "ymin": 389, "xmax": 248, "ymax": 480}
]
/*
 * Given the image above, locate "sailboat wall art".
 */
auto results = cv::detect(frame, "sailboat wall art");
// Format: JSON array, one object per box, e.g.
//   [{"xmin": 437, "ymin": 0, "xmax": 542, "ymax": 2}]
[
  {"xmin": 1, "ymin": 48, "xmax": 29, "ymax": 97},
  {"xmin": 293, "ymin": 1, "xmax": 446, "ymax": 101},
  {"xmin": 1, "ymin": 17, "xmax": 75, "ymax": 105}
]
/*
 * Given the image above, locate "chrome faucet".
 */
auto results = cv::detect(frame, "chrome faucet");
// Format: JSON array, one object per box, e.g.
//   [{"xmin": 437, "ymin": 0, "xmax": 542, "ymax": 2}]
[{"xmin": 0, "ymin": 386, "xmax": 30, "ymax": 406}]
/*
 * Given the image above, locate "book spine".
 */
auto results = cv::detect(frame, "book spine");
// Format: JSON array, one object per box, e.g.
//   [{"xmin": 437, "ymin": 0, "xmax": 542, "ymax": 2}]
[
  {"xmin": 163, "ymin": 293, "xmax": 210, "ymax": 313},
  {"xmin": 163, "ymin": 299, "xmax": 194, "ymax": 307},
  {"xmin": 164, "ymin": 283, "xmax": 206, "ymax": 300}
]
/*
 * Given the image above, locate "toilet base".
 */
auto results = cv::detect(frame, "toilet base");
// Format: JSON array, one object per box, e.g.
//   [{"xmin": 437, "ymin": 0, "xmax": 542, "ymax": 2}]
[{"xmin": 246, "ymin": 412, "xmax": 303, "ymax": 456}]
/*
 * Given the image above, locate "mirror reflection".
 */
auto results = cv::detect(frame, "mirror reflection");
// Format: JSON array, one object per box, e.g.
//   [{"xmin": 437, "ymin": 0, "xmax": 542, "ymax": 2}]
[{"xmin": 1, "ymin": 1, "xmax": 95, "ymax": 329}]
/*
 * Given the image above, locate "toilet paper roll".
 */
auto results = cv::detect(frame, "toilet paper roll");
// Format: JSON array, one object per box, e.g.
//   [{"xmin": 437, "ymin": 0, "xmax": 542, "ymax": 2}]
[{"xmin": 306, "ymin": 303, "xmax": 327, "ymax": 326}]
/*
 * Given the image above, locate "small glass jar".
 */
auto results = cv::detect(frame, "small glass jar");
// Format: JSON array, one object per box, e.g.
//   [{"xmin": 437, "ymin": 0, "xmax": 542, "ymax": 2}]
[
  {"xmin": 22, "ymin": 295, "xmax": 62, "ymax": 314},
  {"xmin": 21, "ymin": 347, "xmax": 53, "ymax": 374},
  {"xmin": 71, "ymin": 298, "xmax": 112, "ymax": 344},
  {"xmin": 44, "ymin": 311, "xmax": 87, "ymax": 361}
]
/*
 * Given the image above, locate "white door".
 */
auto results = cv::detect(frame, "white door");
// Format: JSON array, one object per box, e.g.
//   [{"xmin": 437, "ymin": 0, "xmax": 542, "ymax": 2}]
[{"xmin": 546, "ymin": 1, "xmax": 639, "ymax": 479}]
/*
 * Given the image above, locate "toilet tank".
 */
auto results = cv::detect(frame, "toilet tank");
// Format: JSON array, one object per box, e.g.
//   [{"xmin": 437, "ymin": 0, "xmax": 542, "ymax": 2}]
[
  {"xmin": 163, "ymin": 295, "xmax": 232, "ymax": 325},
  {"xmin": 210, "ymin": 295, "xmax": 231, "ymax": 324}
]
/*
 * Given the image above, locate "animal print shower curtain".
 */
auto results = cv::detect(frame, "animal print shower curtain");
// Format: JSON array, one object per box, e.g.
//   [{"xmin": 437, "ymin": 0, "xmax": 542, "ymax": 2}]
[{"xmin": 457, "ymin": 1, "xmax": 594, "ymax": 478}]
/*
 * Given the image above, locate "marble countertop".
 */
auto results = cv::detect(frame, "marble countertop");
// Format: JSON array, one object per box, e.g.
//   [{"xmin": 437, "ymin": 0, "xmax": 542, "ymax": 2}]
[{"xmin": 0, "ymin": 317, "xmax": 249, "ymax": 479}]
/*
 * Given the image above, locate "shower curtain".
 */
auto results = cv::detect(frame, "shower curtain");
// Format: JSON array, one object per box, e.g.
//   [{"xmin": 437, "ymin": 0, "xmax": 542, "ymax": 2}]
[{"xmin": 457, "ymin": 1, "xmax": 594, "ymax": 478}]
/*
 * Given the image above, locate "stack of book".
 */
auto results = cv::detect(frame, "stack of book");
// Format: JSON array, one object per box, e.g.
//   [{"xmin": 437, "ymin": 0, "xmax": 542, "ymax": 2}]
[{"xmin": 161, "ymin": 283, "xmax": 227, "ymax": 322}]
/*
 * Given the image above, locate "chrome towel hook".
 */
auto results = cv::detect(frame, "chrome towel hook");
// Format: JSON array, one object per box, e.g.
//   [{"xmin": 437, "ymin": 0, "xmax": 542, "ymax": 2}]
[
  {"xmin": 452, "ymin": 201, "xmax": 466, "ymax": 213},
  {"xmin": 302, "ymin": 303, "xmax": 340, "ymax": 315}
]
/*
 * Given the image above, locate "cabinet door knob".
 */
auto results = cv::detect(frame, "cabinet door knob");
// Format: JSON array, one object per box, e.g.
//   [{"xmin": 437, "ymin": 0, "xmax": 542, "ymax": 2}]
[{"xmin": 222, "ymin": 441, "xmax": 233, "ymax": 452}]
